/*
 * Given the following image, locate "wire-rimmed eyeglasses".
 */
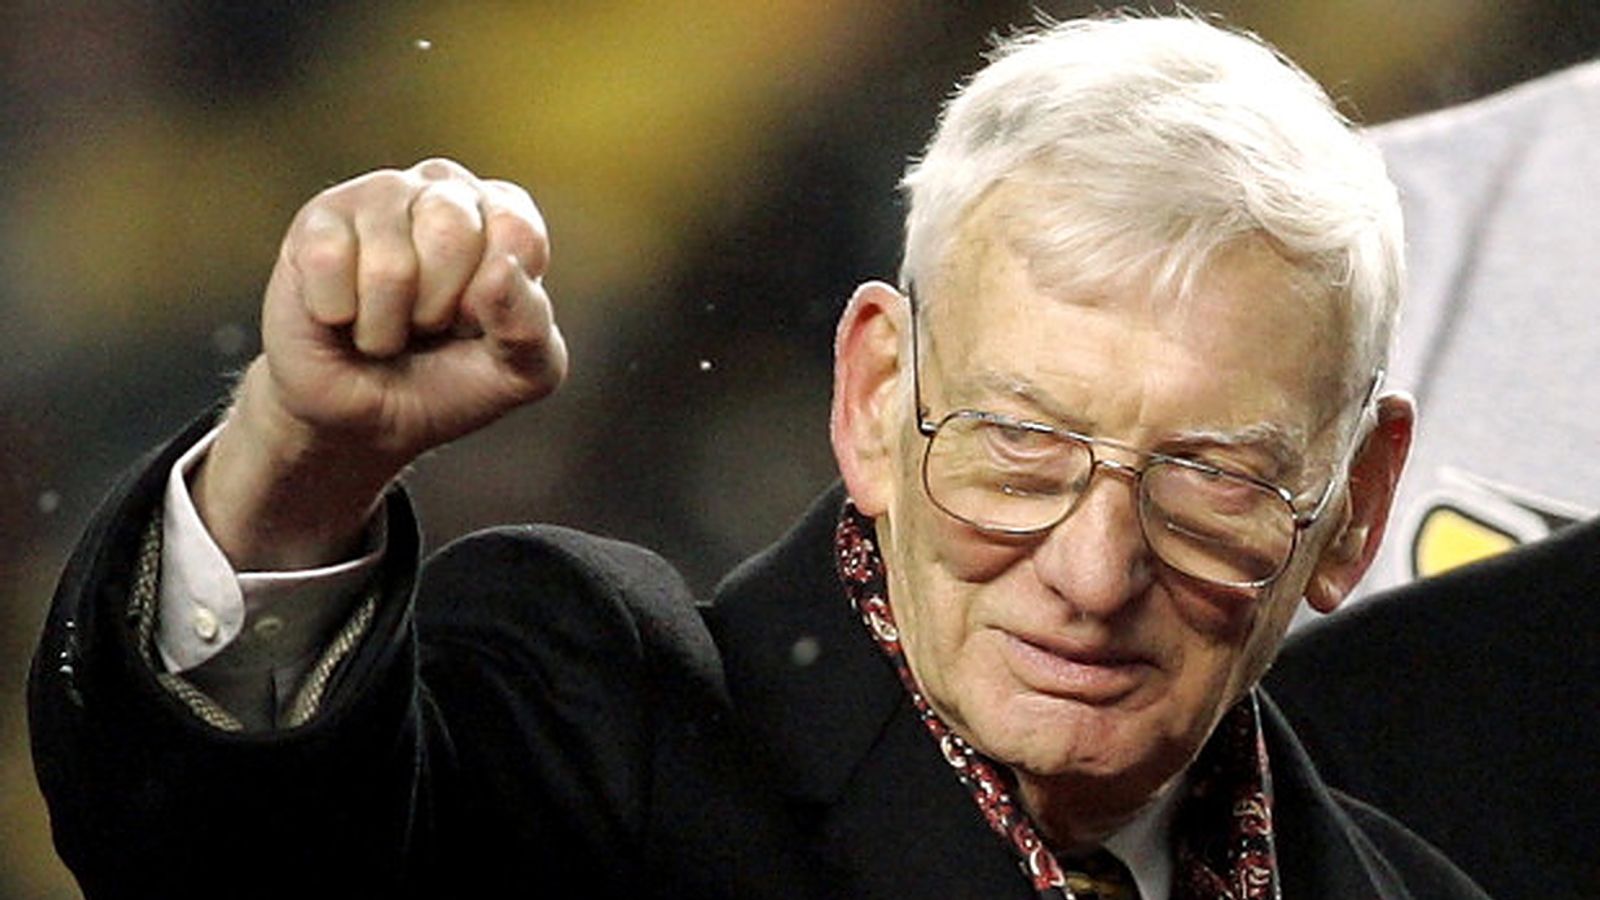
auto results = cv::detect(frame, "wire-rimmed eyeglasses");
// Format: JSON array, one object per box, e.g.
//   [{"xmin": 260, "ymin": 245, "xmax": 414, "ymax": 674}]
[{"xmin": 906, "ymin": 288, "xmax": 1381, "ymax": 589}]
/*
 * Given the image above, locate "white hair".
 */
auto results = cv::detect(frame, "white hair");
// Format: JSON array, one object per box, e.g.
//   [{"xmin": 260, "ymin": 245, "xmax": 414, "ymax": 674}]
[{"xmin": 899, "ymin": 12, "xmax": 1404, "ymax": 407}]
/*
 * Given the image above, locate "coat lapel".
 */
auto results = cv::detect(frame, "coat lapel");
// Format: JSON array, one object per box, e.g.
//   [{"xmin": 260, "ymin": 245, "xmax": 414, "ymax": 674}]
[{"xmin": 708, "ymin": 485, "xmax": 1033, "ymax": 898}]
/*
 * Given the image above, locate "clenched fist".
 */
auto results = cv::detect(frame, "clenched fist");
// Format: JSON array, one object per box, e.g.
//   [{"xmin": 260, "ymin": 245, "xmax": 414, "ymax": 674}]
[{"xmin": 195, "ymin": 159, "xmax": 568, "ymax": 570}]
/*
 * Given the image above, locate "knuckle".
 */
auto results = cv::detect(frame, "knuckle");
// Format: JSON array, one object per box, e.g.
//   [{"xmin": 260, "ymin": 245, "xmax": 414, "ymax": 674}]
[
  {"xmin": 308, "ymin": 167, "xmax": 419, "ymax": 213},
  {"xmin": 294, "ymin": 230, "xmax": 353, "ymax": 277},
  {"xmin": 413, "ymin": 205, "xmax": 483, "ymax": 264},
  {"xmin": 410, "ymin": 183, "xmax": 472, "ymax": 217},
  {"xmin": 370, "ymin": 168, "xmax": 412, "ymax": 189},
  {"xmin": 411, "ymin": 156, "xmax": 473, "ymax": 182},
  {"xmin": 294, "ymin": 200, "xmax": 347, "ymax": 235},
  {"xmin": 484, "ymin": 179, "xmax": 537, "ymax": 210},
  {"xmin": 478, "ymin": 266, "xmax": 521, "ymax": 310},
  {"xmin": 485, "ymin": 211, "xmax": 548, "ymax": 271},
  {"xmin": 330, "ymin": 168, "xmax": 412, "ymax": 201},
  {"xmin": 484, "ymin": 182, "xmax": 544, "ymax": 225}
]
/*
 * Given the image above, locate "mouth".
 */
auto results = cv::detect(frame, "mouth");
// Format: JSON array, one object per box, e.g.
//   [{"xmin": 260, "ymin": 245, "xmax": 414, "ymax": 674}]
[{"xmin": 996, "ymin": 629, "xmax": 1154, "ymax": 704}]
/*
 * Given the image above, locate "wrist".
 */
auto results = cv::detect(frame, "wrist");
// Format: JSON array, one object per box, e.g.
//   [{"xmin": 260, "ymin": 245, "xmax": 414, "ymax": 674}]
[{"xmin": 194, "ymin": 360, "xmax": 401, "ymax": 570}]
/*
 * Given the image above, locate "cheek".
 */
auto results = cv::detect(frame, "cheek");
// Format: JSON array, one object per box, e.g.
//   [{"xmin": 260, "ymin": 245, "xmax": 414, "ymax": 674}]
[
  {"xmin": 1166, "ymin": 578, "xmax": 1260, "ymax": 644},
  {"xmin": 932, "ymin": 521, "xmax": 1034, "ymax": 583},
  {"xmin": 884, "ymin": 500, "xmax": 1027, "ymax": 700},
  {"xmin": 887, "ymin": 468, "xmax": 1032, "ymax": 588},
  {"xmin": 1161, "ymin": 580, "xmax": 1276, "ymax": 711},
  {"xmin": 1164, "ymin": 578, "xmax": 1299, "ymax": 711}
]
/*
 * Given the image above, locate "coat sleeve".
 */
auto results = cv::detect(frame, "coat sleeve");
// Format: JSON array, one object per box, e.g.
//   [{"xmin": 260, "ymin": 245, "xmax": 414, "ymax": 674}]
[{"xmin": 27, "ymin": 411, "xmax": 732, "ymax": 899}]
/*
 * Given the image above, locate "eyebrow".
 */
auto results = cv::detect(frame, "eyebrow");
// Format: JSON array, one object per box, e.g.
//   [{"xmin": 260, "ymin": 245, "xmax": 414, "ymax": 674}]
[
  {"xmin": 958, "ymin": 372, "xmax": 1093, "ymax": 428},
  {"xmin": 1163, "ymin": 424, "xmax": 1307, "ymax": 483},
  {"xmin": 959, "ymin": 372, "xmax": 1309, "ymax": 482}
]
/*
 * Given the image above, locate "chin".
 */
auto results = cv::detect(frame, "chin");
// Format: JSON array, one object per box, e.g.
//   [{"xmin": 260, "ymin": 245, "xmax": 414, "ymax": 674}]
[
  {"xmin": 979, "ymin": 696, "xmax": 1200, "ymax": 803},
  {"xmin": 972, "ymin": 693, "xmax": 1141, "ymax": 776}
]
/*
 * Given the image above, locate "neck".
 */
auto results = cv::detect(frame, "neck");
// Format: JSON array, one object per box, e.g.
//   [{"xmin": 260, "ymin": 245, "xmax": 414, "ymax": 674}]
[{"xmin": 1012, "ymin": 769, "xmax": 1175, "ymax": 854}]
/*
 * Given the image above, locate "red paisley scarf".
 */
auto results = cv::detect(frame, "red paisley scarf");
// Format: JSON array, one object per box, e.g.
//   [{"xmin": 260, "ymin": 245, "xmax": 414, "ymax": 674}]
[{"xmin": 833, "ymin": 502, "xmax": 1280, "ymax": 900}]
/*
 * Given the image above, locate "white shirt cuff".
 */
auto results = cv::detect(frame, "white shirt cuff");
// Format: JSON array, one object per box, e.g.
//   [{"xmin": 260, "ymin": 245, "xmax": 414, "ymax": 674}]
[{"xmin": 157, "ymin": 426, "xmax": 386, "ymax": 674}]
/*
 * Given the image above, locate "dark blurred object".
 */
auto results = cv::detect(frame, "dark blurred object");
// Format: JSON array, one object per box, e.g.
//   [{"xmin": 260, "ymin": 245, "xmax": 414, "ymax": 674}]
[{"xmin": 1268, "ymin": 516, "xmax": 1600, "ymax": 900}]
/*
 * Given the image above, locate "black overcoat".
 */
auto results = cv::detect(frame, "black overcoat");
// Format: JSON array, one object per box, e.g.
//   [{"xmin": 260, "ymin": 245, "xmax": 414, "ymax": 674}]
[
  {"xmin": 30, "ymin": 412, "xmax": 1490, "ymax": 899},
  {"xmin": 1269, "ymin": 516, "xmax": 1600, "ymax": 900}
]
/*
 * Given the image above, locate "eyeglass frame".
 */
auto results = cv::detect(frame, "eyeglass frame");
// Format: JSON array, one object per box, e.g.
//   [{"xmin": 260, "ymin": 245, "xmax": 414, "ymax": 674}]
[{"xmin": 903, "ymin": 285, "xmax": 1384, "ymax": 589}]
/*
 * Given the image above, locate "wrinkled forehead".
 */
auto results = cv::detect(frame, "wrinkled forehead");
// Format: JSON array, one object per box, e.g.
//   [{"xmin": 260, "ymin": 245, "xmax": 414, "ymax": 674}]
[
  {"xmin": 922, "ymin": 182, "xmax": 1356, "ymax": 454},
  {"xmin": 929, "ymin": 175, "xmax": 1342, "ymax": 320},
  {"xmin": 934, "ymin": 179, "xmax": 1350, "ymax": 347}
]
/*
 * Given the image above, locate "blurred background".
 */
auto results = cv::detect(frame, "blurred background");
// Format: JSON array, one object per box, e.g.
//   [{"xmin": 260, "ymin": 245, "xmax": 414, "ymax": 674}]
[{"xmin": 2, "ymin": 1, "xmax": 1595, "ymax": 895}]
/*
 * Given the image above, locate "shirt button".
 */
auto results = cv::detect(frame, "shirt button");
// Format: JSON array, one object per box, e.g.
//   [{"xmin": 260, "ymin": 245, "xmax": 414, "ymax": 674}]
[
  {"xmin": 253, "ymin": 616, "xmax": 284, "ymax": 640},
  {"xmin": 193, "ymin": 605, "xmax": 220, "ymax": 642}
]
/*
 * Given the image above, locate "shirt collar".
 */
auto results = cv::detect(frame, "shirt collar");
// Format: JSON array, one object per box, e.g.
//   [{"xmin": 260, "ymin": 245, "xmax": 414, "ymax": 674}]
[{"xmin": 1103, "ymin": 771, "xmax": 1186, "ymax": 900}]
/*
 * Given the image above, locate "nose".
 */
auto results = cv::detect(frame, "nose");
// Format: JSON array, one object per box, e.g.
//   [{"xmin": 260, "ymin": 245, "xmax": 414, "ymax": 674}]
[{"xmin": 1029, "ymin": 457, "xmax": 1156, "ymax": 620}]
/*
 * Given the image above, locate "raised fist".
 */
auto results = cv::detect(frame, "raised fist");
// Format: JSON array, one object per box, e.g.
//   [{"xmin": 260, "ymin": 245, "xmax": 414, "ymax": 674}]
[
  {"xmin": 197, "ymin": 159, "xmax": 568, "ymax": 568},
  {"xmin": 261, "ymin": 157, "xmax": 566, "ymax": 456}
]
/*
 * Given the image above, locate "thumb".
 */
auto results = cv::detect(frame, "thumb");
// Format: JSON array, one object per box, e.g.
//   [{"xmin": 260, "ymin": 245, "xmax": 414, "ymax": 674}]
[{"xmin": 462, "ymin": 253, "xmax": 568, "ymax": 397}]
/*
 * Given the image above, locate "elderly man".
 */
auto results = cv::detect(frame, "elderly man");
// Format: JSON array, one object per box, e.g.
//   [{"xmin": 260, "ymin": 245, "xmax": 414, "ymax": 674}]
[{"xmin": 30, "ymin": 14, "xmax": 1485, "ymax": 900}]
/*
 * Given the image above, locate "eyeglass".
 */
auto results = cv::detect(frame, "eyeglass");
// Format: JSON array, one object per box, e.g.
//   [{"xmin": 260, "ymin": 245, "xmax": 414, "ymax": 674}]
[{"xmin": 906, "ymin": 288, "xmax": 1380, "ymax": 589}]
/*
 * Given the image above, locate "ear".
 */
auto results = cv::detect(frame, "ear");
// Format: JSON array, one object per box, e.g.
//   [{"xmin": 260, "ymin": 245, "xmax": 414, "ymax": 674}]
[
  {"xmin": 830, "ymin": 281, "xmax": 910, "ymax": 517},
  {"xmin": 1303, "ymin": 392, "xmax": 1415, "ymax": 613}
]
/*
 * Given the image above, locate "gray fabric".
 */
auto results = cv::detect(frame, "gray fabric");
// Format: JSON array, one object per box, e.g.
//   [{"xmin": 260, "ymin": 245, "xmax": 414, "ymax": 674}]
[{"xmin": 1357, "ymin": 61, "xmax": 1600, "ymax": 599}]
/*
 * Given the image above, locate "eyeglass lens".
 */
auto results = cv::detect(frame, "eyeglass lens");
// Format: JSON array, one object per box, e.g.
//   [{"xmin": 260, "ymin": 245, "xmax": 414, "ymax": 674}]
[{"xmin": 922, "ymin": 413, "xmax": 1296, "ymax": 586}]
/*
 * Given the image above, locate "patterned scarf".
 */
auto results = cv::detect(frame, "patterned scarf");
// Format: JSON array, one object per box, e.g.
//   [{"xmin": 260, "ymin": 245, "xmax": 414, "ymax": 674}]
[{"xmin": 833, "ymin": 502, "xmax": 1281, "ymax": 900}]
